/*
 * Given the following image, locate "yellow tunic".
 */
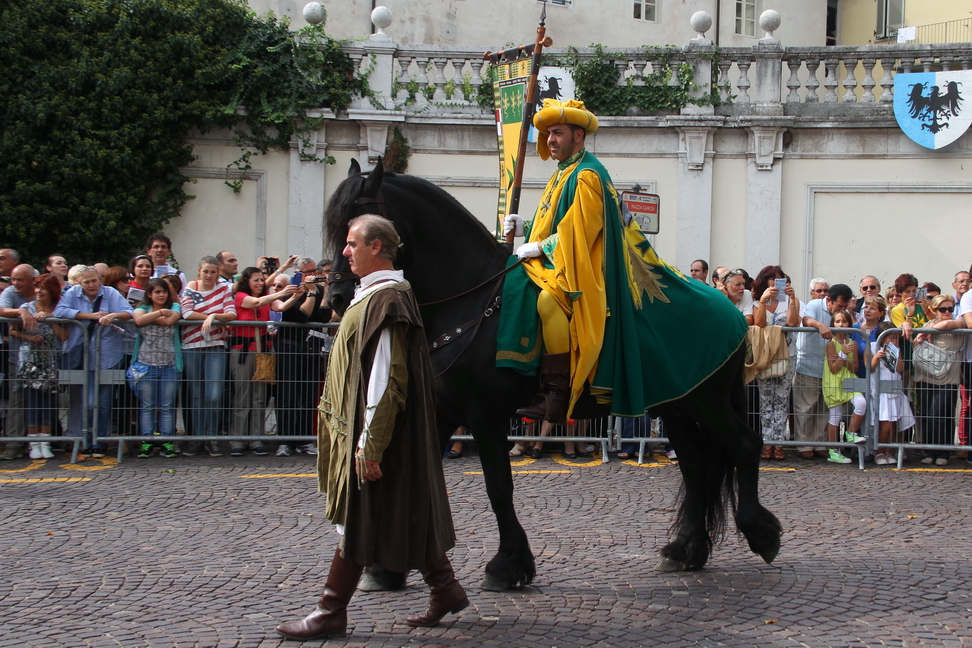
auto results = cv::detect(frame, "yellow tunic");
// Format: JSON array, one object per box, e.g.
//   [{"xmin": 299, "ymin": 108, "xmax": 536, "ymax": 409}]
[{"xmin": 522, "ymin": 156, "xmax": 608, "ymax": 414}]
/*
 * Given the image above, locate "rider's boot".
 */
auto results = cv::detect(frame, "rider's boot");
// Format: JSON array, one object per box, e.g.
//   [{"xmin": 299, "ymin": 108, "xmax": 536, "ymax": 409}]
[{"xmin": 515, "ymin": 353, "xmax": 570, "ymax": 424}]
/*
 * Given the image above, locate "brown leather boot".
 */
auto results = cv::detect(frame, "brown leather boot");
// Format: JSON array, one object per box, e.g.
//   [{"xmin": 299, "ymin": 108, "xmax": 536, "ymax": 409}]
[
  {"xmin": 515, "ymin": 353, "xmax": 571, "ymax": 424},
  {"xmin": 406, "ymin": 554, "xmax": 469, "ymax": 627},
  {"xmin": 276, "ymin": 547, "xmax": 364, "ymax": 641}
]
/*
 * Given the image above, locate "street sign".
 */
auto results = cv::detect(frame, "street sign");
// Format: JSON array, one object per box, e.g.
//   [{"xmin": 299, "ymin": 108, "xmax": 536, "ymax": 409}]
[{"xmin": 620, "ymin": 191, "xmax": 659, "ymax": 235}]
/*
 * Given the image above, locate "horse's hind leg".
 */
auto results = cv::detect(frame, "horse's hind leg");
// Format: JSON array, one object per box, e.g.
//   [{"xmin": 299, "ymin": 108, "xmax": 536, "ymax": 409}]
[
  {"xmin": 694, "ymin": 364, "xmax": 782, "ymax": 565},
  {"xmin": 655, "ymin": 408, "xmax": 717, "ymax": 572}
]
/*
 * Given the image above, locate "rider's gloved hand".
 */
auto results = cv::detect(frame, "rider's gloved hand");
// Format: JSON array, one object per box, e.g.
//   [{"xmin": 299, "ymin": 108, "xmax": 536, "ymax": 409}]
[
  {"xmin": 515, "ymin": 242, "xmax": 542, "ymax": 260},
  {"xmin": 504, "ymin": 214, "xmax": 524, "ymax": 237}
]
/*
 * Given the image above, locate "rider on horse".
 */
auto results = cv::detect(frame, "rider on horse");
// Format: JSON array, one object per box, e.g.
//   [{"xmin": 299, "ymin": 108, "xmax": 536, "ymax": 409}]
[{"xmin": 499, "ymin": 99, "xmax": 748, "ymax": 424}]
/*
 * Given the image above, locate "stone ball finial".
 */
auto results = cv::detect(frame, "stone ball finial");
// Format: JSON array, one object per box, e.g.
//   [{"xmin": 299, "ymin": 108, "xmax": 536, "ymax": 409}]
[
  {"xmin": 690, "ymin": 11, "xmax": 712, "ymax": 38},
  {"xmin": 759, "ymin": 9, "xmax": 781, "ymax": 39},
  {"xmin": 303, "ymin": 2, "xmax": 326, "ymax": 25},
  {"xmin": 371, "ymin": 6, "xmax": 393, "ymax": 34}
]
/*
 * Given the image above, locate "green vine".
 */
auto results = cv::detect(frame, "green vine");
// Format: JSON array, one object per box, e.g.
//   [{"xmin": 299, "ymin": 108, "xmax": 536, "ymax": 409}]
[{"xmin": 383, "ymin": 127, "xmax": 410, "ymax": 173}]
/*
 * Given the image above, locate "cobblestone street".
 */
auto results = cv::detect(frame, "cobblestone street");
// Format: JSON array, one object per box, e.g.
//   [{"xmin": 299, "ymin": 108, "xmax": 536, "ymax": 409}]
[{"xmin": 1, "ymin": 449, "xmax": 970, "ymax": 647}]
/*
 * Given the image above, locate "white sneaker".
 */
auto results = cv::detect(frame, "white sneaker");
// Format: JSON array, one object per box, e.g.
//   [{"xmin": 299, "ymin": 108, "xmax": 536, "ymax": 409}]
[
  {"xmin": 666, "ymin": 449, "xmax": 677, "ymax": 460},
  {"xmin": 276, "ymin": 444, "xmax": 292, "ymax": 457},
  {"xmin": 28, "ymin": 442, "xmax": 43, "ymax": 460},
  {"xmin": 920, "ymin": 456, "xmax": 934, "ymax": 465},
  {"xmin": 297, "ymin": 443, "xmax": 318, "ymax": 455},
  {"xmin": 935, "ymin": 457, "xmax": 948, "ymax": 466},
  {"xmin": 39, "ymin": 443, "xmax": 54, "ymax": 459}
]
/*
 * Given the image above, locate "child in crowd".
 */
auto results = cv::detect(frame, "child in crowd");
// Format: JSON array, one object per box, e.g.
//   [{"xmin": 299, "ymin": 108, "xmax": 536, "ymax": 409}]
[
  {"xmin": 869, "ymin": 321, "xmax": 915, "ymax": 465},
  {"xmin": 822, "ymin": 310, "xmax": 866, "ymax": 464},
  {"xmin": 131, "ymin": 278, "xmax": 183, "ymax": 458}
]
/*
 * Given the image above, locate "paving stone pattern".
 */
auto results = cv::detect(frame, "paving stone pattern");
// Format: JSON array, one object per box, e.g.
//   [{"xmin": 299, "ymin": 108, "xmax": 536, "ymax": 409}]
[{"xmin": 0, "ymin": 451, "xmax": 970, "ymax": 647}]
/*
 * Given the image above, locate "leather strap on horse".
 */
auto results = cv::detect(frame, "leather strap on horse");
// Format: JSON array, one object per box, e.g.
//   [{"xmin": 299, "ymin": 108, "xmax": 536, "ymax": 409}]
[{"xmin": 429, "ymin": 277, "xmax": 505, "ymax": 379}]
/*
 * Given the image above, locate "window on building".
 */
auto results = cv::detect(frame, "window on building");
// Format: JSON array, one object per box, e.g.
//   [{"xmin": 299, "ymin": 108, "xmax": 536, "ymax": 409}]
[
  {"xmin": 735, "ymin": 0, "xmax": 756, "ymax": 36},
  {"xmin": 633, "ymin": 0, "xmax": 656, "ymax": 22},
  {"xmin": 875, "ymin": 0, "xmax": 904, "ymax": 40}
]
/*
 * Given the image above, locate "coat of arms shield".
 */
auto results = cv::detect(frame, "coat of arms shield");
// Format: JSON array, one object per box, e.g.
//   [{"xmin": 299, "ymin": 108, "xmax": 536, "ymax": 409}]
[{"xmin": 894, "ymin": 71, "xmax": 972, "ymax": 150}]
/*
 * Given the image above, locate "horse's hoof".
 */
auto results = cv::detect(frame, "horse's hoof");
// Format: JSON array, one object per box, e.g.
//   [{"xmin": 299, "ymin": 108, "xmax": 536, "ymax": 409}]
[
  {"xmin": 481, "ymin": 572, "xmax": 522, "ymax": 591},
  {"xmin": 358, "ymin": 569, "xmax": 407, "ymax": 592},
  {"xmin": 759, "ymin": 545, "xmax": 780, "ymax": 565},
  {"xmin": 654, "ymin": 557, "xmax": 687, "ymax": 572}
]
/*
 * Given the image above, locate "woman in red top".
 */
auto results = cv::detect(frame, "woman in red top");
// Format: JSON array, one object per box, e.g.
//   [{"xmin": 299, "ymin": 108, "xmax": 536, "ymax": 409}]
[
  {"xmin": 129, "ymin": 255, "xmax": 154, "ymax": 295},
  {"xmin": 229, "ymin": 267, "xmax": 298, "ymax": 456}
]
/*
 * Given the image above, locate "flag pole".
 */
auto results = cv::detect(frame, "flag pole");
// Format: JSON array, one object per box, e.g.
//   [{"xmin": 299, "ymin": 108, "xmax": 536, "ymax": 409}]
[{"xmin": 485, "ymin": 3, "xmax": 553, "ymax": 245}]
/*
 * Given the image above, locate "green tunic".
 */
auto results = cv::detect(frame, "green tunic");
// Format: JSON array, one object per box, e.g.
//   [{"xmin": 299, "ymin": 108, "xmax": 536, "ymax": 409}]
[{"xmin": 318, "ymin": 280, "xmax": 455, "ymax": 571}]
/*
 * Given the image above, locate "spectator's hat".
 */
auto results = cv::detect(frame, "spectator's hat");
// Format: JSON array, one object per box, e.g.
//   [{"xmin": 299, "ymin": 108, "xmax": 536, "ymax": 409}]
[{"xmin": 533, "ymin": 99, "xmax": 599, "ymax": 160}]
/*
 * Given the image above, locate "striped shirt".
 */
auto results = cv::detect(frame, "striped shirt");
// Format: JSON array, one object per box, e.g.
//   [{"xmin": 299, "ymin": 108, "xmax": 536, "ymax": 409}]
[{"xmin": 180, "ymin": 284, "xmax": 236, "ymax": 349}]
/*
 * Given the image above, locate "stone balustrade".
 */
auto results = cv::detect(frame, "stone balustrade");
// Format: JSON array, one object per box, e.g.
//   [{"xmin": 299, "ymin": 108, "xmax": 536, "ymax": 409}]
[{"xmin": 342, "ymin": 39, "xmax": 972, "ymax": 117}]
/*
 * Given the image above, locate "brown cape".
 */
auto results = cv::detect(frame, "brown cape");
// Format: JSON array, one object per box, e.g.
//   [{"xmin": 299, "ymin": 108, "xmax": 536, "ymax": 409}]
[{"xmin": 317, "ymin": 281, "xmax": 455, "ymax": 571}]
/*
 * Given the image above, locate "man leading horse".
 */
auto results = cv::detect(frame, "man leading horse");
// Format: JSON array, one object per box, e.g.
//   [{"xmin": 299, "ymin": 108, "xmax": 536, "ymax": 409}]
[{"xmin": 500, "ymin": 99, "xmax": 749, "ymax": 423}]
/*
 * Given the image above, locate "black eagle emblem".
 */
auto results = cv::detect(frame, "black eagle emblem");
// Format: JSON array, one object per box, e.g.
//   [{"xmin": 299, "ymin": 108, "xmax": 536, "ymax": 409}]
[{"xmin": 905, "ymin": 81, "xmax": 963, "ymax": 134}]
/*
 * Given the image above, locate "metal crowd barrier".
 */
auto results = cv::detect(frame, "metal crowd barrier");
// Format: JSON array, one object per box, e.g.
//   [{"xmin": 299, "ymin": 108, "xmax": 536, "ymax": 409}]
[
  {"xmin": 1, "ymin": 317, "xmax": 89, "ymax": 463},
  {"xmin": 90, "ymin": 319, "xmax": 337, "ymax": 463},
  {"xmin": 870, "ymin": 327, "xmax": 972, "ymax": 470},
  {"xmin": 5, "ymin": 317, "xmax": 971, "ymax": 472}
]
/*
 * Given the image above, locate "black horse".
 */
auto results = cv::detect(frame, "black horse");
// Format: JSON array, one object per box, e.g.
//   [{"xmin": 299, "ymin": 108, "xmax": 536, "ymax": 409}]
[{"xmin": 323, "ymin": 161, "xmax": 782, "ymax": 589}]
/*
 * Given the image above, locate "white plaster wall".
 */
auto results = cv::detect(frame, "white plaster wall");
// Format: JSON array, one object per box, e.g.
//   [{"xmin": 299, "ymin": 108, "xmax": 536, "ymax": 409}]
[
  {"xmin": 812, "ymin": 191, "xmax": 972, "ymax": 294},
  {"xmin": 710, "ymin": 156, "xmax": 749, "ymax": 273}
]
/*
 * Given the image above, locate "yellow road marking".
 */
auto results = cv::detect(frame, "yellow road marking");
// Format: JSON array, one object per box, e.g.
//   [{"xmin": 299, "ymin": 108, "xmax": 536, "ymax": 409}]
[
  {"xmin": 760, "ymin": 467, "xmax": 797, "ymax": 472},
  {"xmin": 241, "ymin": 473, "xmax": 317, "ymax": 478},
  {"xmin": 0, "ymin": 459, "xmax": 46, "ymax": 473},
  {"xmin": 62, "ymin": 457, "xmax": 116, "ymax": 471},
  {"xmin": 0, "ymin": 477, "xmax": 92, "ymax": 483},
  {"xmin": 464, "ymin": 470, "xmax": 571, "ymax": 475},
  {"xmin": 895, "ymin": 467, "xmax": 972, "ymax": 473}
]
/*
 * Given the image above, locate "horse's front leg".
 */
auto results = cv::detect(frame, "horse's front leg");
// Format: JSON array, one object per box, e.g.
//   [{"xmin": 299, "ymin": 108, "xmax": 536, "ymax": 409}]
[{"xmin": 472, "ymin": 412, "xmax": 536, "ymax": 590}]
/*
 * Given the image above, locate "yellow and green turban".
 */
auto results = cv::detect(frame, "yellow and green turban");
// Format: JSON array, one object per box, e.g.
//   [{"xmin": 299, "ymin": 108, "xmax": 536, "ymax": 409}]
[{"xmin": 533, "ymin": 99, "xmax": 599, "ymax": 160}]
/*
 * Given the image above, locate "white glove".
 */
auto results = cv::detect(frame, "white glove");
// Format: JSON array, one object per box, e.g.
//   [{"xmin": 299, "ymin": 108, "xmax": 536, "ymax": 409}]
[
  {"xmin": 515, "ymin": 242, "xmax": 542, "ymax": 260},
  {"xmin": 504, "ymin": 214, "xmax": 524, "ymax": 237}
]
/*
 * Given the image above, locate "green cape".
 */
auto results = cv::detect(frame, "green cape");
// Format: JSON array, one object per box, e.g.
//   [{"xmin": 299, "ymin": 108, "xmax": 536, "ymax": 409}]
[{"xmin": 497, "ymin": 154, "xmax": 748, "ymax": 416}]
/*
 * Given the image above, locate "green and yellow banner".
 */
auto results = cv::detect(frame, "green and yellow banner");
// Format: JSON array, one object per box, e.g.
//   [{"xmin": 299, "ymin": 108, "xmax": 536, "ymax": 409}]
[{"xmin": 492, "ymin": 59, "xmax": 533, "ymax": 235}]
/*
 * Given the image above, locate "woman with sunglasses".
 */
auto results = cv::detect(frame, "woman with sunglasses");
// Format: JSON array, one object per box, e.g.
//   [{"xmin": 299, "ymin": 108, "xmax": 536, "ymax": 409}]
[{"xmin": 912, "ymin": 294, "xmax": 965, "ymax": 466}]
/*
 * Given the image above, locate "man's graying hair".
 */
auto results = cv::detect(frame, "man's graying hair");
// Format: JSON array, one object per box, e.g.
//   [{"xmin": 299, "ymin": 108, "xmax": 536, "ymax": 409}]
[{"xmin": 349, "ymin": 214, "xmax": 401, "ymax": 263}]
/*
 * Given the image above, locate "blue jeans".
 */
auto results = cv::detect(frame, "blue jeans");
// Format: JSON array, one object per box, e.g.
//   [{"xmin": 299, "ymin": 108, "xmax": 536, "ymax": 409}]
[
  {"xmin": 66, "ymin": 358, "xmax": 123, "ymax": 446},
  {"xmin": 183, "ymin": 346, "xmax": 226, "ymax": 436},
  {"xmin": 135, "ymin": 364, "xmax": 180, "ymax": 436}
]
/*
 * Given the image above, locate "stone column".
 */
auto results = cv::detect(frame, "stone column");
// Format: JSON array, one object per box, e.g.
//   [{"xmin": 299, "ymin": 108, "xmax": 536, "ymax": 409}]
[
  {"xmin": 287, "ymin": 118, "xmax": 327, "ymax": 258},
  {"xmin": 742, "ymin": 124, "xmax": 788, "ymax": 271},
  {"xmin": 670, "ymin": 118, "xmax": 723, "ymax": 273}
]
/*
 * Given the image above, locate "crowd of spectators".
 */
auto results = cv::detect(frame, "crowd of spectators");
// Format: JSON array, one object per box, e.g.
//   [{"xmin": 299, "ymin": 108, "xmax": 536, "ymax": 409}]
[
  {"xmin": 0, "ymin": 235, "xmax": 336, "ymax": 461},
  {"xmin": 702, "ymin": 261, "xmax": 972, "ymax": 466},
  {"xmin": 3, "ymin": 242, "xmax": 971, "ymax": 466}
]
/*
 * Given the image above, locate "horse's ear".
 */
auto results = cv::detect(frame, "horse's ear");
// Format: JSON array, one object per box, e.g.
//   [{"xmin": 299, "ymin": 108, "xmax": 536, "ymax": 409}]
[
  {"xmin": 348, "ymin": 159, "xmax": 362, "ymax": 177},
  {"xmin": 362, "ymin": 158, "xmax": 384, "ymax": 197}
]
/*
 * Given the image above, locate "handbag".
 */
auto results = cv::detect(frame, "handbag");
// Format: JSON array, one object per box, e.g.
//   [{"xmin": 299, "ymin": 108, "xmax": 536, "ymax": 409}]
[
  {"xmin": 251, "ymin": 329, "xmax": 277, "ymax": 384},
  {"xmin": 913, "ymin": 340, "xmax": 955, "ymax": 380},
  {"xmin": 126, "ymin": 360, "xmax": 150, "ymax": 391},
  {"xmin": 758, "ymin": 352, "xmax": 789, "ymax": 380}
]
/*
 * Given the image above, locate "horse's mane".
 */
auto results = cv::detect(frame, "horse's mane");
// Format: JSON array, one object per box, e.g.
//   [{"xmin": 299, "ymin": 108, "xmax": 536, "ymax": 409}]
[{"xmin": 323, "ymin": 170, "xmax": 502, "ymax": 261}]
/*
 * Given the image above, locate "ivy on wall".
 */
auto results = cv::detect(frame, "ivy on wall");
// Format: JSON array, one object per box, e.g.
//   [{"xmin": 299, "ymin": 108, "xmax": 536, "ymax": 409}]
[
  {"xmin": 477, "ymin": 45, "xmax": 725, "ymax": 116},
  {"xmin": 0, "ymin": 0, "xmax": 365, "ymax": 266}
]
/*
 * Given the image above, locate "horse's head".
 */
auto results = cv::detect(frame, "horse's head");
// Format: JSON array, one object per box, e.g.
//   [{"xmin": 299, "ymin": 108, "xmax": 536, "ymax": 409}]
[{"xmin": 323, "ymin": 159, "xmax": 389, "ymax": 316}]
